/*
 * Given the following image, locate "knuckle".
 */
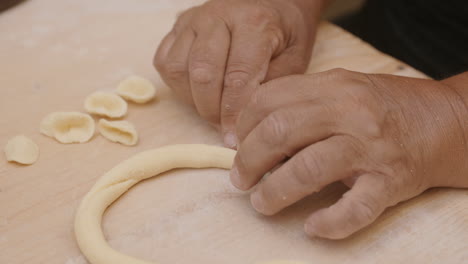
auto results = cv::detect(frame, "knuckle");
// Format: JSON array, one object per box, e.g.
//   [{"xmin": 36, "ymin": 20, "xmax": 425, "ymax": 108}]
[
  {"xmin": 350, "ymin": 194, "xmax": 379, "ymax": 224},
  {"xmin": 244, "ymin": 89, "xmax": 269, "ymax": 121},
  {"xmin": 291, "ymin": 150, "xmax": 323, "ymax": 189},
  {"xmin": 360, "ymin": 112, "xmax": 383, "ymax": 139},
  {"xmin": 260, "ymin": 111, "xmax": 289, "ymax": 146},
  {"xmin": 190, "ymin": 63, "xmax": 216, "ymax": 86},
  {"xmin": 326, "ymin": 68, "xmax": 353, "ymax": 78},
  {"xmin": 190, "ymin": 43, "xmax": 223, "ymax": 87},
  {"xmin": 316, "ymin": 68, "xmax": 346, "ymax": 81},
  {"xmin": 264, "ymin": 26, "xmax": 284, "ymax": 51},
  {"xmin": 346, "ymin": 82, "xmax": 374, "ymax": 101},
  {"xmin": 342, "ymin": 106, "xmax": 382, "ymax": 140},
  {"xmin": 319, "ymin": 68, "xmax": 366, "ymax": 85},
  {"xmin": 159, "ymin": 61, "xmax": 187, "ymax": 80},
  {"xmin": 224, "ymin": 64, "xmax": 253, "ymax": 89},
  {"xmin": 342, "ymin": 97, "xmax": 383, "ymax": 139}
]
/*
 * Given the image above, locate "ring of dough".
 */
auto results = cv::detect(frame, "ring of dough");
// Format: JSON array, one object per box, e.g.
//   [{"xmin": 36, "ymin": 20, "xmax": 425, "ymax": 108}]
[
  {"xmin": 75, "ymin": 144, "xmax": 303, "ymax": 264},
  {"xmin": 75, "ymin": 144, "xmax": 236, "ymax": 264}
]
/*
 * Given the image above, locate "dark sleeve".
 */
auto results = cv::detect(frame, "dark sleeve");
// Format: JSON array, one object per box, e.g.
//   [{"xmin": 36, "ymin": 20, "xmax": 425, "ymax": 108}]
[{"xmin": 335, "ymin": 0, "xmax": 468, "ymax": 79}]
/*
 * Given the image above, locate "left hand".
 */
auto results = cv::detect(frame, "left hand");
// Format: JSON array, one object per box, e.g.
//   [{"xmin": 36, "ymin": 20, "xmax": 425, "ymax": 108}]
[
  {"xmin": 230, "ymin": 68, "xmax": 468, "ymax": 239},
  {"xmin": 153, "ymin": 0, "xmax": 321, "ymax": 146}
]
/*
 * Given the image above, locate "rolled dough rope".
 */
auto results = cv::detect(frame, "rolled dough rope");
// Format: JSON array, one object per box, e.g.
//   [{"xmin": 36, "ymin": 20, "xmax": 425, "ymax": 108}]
[{"xmin": 74, "ymin": 144, "xmax": 303, "ymax": 264}]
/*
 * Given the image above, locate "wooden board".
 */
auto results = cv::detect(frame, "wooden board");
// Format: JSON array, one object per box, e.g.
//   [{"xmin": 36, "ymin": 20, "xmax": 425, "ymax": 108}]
[{"xmin": 0, "ymin": 0, "xmax": 466, "ymax": 263}]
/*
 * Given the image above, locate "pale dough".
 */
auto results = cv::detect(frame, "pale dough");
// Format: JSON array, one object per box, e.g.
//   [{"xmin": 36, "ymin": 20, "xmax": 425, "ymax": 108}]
[
  {"xmin": 4, "ymin": 135, "xmax": 39, "ymax": 165},
  {"xmin": 74, "ymin": 144, "xmax": 302, "ymax": 264},
  {"xmin": 116, "ymin": 75, "xmax": 156, "ymax": 103},
  {"xmin": 84, "ymin": 91, "xmax": 128, "ymax": 118},
  {"xmin": 98, "ymin": 119, "xmax": 138, "ymax": 146},
  {"xmin": 40, "ymin": 112, "xmax": 95, "ymax": 144}
]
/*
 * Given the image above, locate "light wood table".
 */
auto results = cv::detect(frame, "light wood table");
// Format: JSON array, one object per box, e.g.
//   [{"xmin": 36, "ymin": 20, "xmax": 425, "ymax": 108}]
[{"xmin": 0, "ymin": 1, "xmax": 466, "ymax": 263}]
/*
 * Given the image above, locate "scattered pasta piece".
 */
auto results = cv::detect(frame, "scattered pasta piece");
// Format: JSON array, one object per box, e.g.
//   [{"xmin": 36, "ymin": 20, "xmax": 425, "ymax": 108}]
[
  {"xmin": 40, "ymin": 112, "xmax": 95, "ymax": 144},
  {"xmin": 84, "ymin": 92, "xmax": 127, "ymax": 118},
  {"xmin": 4, "ymin": 135, "xmax": 39, "ymax": 165},
  {"xmin": 98, "ymin": 119, "xmax": 138, "ymax": 146},
  {"xmin": 116, "ymin": 75, "xmax": 156, "ymax": 103}
]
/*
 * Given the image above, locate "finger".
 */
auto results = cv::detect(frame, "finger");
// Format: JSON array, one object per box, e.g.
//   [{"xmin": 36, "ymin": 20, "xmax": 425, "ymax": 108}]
[
  {"xmin": 236, "ymin": 74, "xmax": 322, "ymax": 143},
  {"xmin": 231, "ymin": 102, "xmax": 339, "ymax": 190},
  {"xmin": 189, "ymin": 21, "xmax": 230, "ymax": 123},
  {"xmin": 304, "ymin": 174, "xmax": 389, "ymax": 239},
  {"xmin": 221, "ymin": 28, "xmax": 281, "ymax": 147},
  {"xmin": 264, "ymin": 45, "xmax": 311, "ymax": 82},
  {"xmin": 248, "ymin": 136, "xmax": 359, "ymax": 215},
  {"xmin": 157, "ymin": 29, "xmax": 195, "ymax": 104},
  {"xmin": 154, "ymin": 31, "xmax": 177, "ymax": 70}
]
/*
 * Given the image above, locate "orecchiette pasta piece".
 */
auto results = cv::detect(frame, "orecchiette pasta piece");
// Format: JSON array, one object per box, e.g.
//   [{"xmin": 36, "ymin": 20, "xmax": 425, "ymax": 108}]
[
  {"xmin": 4, "ymin": 135, "xmax": 39, "ymax": 165},
  {"xmin": 84, "ymin": 92, "xmax": 127, "ymax": 118},
  {"xmin": 98, "ymin": 119, "xmax": 138, "ymax": 146},
  {"xmin": 40, "ymin": 112, "xmax": 95, "ymax": 144},
  {"xmin": 116, "ymin": 75, "xmax": 156, "ymax": 103}
]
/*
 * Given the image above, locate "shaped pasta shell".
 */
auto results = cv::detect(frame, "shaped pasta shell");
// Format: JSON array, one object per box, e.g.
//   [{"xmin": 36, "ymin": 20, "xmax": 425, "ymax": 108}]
[
  {"xmin": 98, "ymin": 119, "xmax": 138, "ymax": 146},
  {"xmin": 116, "ymin": 75, "xmax": 156, "ymax": 103},
  {"xmin": 84, "ymin": 92, "xmax": 127, "ymax": 118},
  {"xmin": 40, "ymin": 112, "xmax": 95, "ymax": 144},
  {"xmin": 4, "ymin": 135, "xmax": 39, "ymax": 165}
]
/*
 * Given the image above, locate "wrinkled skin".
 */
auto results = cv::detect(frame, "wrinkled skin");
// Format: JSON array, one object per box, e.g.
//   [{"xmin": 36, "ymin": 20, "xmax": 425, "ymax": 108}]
[
  {"xmin": 154, "ymin": 0, "xmax": 323, "ymax": 146},
  {"xmin": 231, "ymin": 69, "xmax": 468, "ymax": 239},
  {"xmin": 154, "ymin": 0, "xmax": 468, "ymax": 239}
]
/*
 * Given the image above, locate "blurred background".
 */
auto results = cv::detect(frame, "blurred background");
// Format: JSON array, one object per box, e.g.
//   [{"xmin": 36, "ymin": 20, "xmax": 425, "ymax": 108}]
[
  {"xmin": 324, "ymin": 0, "xmax": 365, "ymax": 20},
  {"xmin": 1, "ymin": 0, "xmax": 366, "ymax": 19},
  {"xmin": 0, "ymin": 0, "xmax": 25, "ymax": 12}
]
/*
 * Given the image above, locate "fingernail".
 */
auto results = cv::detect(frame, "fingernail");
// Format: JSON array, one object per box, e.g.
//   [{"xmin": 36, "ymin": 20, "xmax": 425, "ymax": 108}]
[
  {"xmin": 304, "ymin": 221, "xmax": 317, "ymax": 237},
  {"xmin": 230, "ymin": 165, "xmax": 243, "ymax": 189},
  {"xmin": 250, "ymin": 190, "xmax": 265, "ymax": 213},
  {"xmin": 223, "ymin": 132, "xmax": 237, "ymax": 148}
]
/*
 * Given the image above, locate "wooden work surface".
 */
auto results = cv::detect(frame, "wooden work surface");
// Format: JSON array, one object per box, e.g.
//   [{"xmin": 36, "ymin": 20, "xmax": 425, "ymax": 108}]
[{"xmin": 0, "ymin": 0, "xmax": 467, "ymax": 263}]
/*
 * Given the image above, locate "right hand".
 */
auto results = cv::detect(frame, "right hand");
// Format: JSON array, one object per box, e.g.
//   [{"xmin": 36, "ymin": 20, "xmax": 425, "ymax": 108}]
[{"xmin": 154, "ymin": 0, "xmax": 323, "ymax": 147}]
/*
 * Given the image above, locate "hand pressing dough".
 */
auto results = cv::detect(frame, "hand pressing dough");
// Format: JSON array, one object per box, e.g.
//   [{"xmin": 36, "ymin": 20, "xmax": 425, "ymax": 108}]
[
  {"xmin": 98, "ymin": 119, "xmax": 138, "ymax": 146},
  {"xmin": 40, "ymin": 112, "xmax": 95, "ymax": 144},
  {"xmin": 116, "ymin": 75, "xmax": 156, "ymax": 103},
  {"xmin": 74, "ymin": 144, "xmax": 300, "ymax": 264},
  {"xmin": 84, "ymin": 91, "xmax": 128, "ymax": 118},
  {"xmin": 4, "ymin": 135, "xmax": 39, "ymax": 165}
]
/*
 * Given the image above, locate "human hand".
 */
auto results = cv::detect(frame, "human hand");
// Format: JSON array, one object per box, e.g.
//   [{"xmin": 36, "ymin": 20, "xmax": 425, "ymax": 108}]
[
  {"xmin": 154, "ymin": 0, "xmax": 326, "ymax": 147},
  {"xmin": 231, "ymin": 68, "xmax": 468, "ymax": 239}
]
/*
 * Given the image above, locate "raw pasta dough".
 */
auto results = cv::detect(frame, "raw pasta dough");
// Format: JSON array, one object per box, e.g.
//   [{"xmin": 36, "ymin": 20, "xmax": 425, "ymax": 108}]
[
  {"xmin": 75, "ymin": 144, "xmax": 234, "ymax": 264},
  {"xmin": 74, "ymin": 144, "xmax": 301, "ymax": 264},
  {"xmin": 98, "ymin": 119, "xmax": 138, "ymax": 146},
  {"xmin": 4, "ymin": 135, "xmax": 39, "ymax": 165},
  {"xmin": 116, "ymin": 75, "xmax": 156, "ymax": 103},
  {"xmin": 84, "ymin": 91, "xmax": 128, "ymax": 118},
  {"xmin": 40, "ymin": 112, "xmax": 95, "ymax": 144}
]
